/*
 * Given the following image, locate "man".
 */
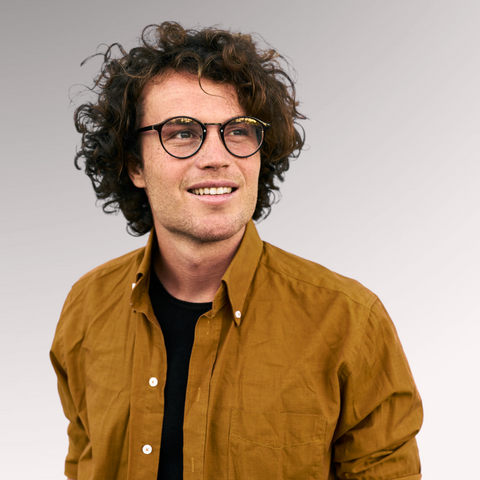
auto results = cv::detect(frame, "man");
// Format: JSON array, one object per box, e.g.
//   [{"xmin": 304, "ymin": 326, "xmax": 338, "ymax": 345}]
[{"xmin": 51, "ymin": 22, "xmax": 423, "ymax": 480}]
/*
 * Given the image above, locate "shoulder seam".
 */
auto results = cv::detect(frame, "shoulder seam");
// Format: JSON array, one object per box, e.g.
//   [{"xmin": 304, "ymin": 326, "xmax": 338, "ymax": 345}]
[
  {"xmin": 74, "ymin": 246, "xmax": 145, "ymax": 285},
  {"xmin": 259, "ymin": 259, "xmax": 377, "ymax": 310}
]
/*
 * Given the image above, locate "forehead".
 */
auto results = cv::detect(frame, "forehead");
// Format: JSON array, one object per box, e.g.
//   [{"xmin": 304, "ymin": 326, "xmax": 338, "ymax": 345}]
[{"xmin": 140, "ymin": 72, "xmax": 244, "ymax": 124}]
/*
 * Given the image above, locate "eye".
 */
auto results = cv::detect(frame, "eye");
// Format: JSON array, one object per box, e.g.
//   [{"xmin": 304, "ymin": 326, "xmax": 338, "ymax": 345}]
[
  {"xmin": 172, "ymin": 129, "xmax": 197, "ymax": 139},
  {"xmin": 162, "ymin": 120, "xmax": 203, "ymax": 144},
  {"xmin": 225, "ymin": 123, "xmax": 254, "ymax": 138},
  {"xmin": 228, "ymin": 127, "xmax": 249, "ymax": 136}
]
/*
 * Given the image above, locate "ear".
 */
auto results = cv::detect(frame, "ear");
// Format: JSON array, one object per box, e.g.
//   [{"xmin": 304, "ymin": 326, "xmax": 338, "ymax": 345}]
[{"xmin": 127, "ymin": 159, "xmax": 146, "ymax": 189}]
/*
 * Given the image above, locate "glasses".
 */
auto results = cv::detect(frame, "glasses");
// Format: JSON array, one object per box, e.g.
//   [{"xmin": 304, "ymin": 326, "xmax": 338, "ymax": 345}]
[{"xmin": 137, "ymin": 116, "xmax": 270, "ymax": 159}]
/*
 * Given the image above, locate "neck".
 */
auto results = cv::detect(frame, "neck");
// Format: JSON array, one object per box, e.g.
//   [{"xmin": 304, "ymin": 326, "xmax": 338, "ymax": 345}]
[{"xmin": 152, "ymin": 225, "xmax": 246, "ymax": 303}]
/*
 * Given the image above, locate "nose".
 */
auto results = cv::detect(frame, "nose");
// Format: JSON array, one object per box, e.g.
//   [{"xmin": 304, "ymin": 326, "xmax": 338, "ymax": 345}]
[{"xmin": 195, "ymin": 124, "xmax": 233, "ymax": 170}]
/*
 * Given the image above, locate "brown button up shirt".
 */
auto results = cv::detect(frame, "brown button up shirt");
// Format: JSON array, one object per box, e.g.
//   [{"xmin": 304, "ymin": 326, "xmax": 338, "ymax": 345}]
[{"xmin": 51, "ymin": 221, "xmax": 422, "ymax": 480}]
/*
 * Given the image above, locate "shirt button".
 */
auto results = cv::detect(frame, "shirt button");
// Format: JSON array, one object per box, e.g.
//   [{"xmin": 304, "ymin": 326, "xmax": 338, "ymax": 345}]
[
  {"xmin": 149, "ymin": 377, "xmax": 158, "ymax": 387},
  {"xmin": 235, "ymin": 311, "xmax": 241, "ymax": 319},
  {"xmin": 142, "ymin": 444, "xmax": 152, "ymax": 455}
]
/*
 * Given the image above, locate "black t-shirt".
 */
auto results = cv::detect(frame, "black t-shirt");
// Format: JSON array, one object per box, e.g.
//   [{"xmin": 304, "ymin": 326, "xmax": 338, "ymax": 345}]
[{"xmin": 149, "ymin": 271, "xmax": 212, "ymax": 480}]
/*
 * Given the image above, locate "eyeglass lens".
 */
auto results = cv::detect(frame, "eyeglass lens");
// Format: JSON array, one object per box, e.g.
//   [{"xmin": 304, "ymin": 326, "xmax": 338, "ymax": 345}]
[{"xmin": 160, "ymin": 117, "xmax": 264, "ymax": 158}]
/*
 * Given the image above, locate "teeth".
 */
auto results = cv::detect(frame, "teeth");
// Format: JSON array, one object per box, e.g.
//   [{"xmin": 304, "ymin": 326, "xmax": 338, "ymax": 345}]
[{"xmin": 192, "ymin": 187, "xmax": 233, "ymax": 195}]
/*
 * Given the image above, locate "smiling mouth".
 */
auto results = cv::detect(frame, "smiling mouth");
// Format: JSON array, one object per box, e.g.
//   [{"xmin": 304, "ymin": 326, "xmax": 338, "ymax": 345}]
[{"xmin": 189, "ymin": 187, "xmax": 236, "ymax": 195}]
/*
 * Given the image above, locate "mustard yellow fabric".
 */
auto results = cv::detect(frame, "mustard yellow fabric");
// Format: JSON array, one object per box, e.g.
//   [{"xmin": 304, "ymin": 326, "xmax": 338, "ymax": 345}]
[{"xmin": 51, "ymin": 221, "xmax": 422, "ymax": 480}]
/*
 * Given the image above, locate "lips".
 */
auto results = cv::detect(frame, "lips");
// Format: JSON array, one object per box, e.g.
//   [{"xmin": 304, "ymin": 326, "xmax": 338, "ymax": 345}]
[
  {"xmin": 187, "ymin": 180, "xmax": 239, "ymax": 196},
  {"xmin": 190, "ymin": 186, "xmax": 235, "ymax": 195}
]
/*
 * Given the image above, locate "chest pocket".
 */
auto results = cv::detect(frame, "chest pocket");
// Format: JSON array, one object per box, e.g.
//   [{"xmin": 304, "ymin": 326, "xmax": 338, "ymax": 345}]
[{"xmin": 228, "ymin": 409, "xmax": 325, "ymax": 480}]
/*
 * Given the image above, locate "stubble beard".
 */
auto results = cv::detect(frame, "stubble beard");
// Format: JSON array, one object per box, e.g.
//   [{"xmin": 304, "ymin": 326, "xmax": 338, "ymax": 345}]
[
  {"xmin": 164, "ymin": 212, "xmax": 251, "ymax": 245},
  {"xmin": 150, "ymin": 191, "xmax": 258, "ymax": 246}
]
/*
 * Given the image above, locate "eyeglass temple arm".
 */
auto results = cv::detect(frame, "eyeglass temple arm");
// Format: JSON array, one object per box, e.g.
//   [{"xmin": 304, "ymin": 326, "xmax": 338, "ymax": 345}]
[{"xmin": 137, "ymin": 125, "xmax": 156, "ymax": 133}]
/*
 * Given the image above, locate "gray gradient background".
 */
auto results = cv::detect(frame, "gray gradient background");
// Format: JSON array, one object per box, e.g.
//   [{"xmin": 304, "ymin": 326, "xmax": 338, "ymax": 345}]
[{"xmin": 1, "ymin": 0, "xmax": 479, "ymax": 478}]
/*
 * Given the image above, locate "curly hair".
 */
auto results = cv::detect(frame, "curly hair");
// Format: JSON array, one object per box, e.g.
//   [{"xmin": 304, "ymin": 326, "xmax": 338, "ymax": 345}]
[{"xmin": 74, "ymin": 21, "xmax": 305, "ymax": 236}]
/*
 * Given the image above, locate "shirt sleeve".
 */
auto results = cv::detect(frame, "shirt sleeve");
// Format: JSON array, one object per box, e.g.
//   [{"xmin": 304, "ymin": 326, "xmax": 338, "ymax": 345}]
[
  {"xmin": 332, "ymin": 298, "xmax": 423, "ymax": 480},
  {"xmin": 50, "ymin": 294, "xmax": 89, "ymax": 480}
]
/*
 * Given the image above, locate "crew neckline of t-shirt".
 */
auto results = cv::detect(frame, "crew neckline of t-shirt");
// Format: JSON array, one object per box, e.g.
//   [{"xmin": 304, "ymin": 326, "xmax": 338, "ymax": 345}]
[{"xmin": 150, "ymin": 269, "xmax": 213, "ymax": 311}]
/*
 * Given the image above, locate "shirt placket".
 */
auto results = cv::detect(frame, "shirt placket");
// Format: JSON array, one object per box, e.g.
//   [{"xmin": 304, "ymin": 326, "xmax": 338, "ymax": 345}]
[
  {"xmin": 182, "ymin": 301, "xmax": 225, "ymax": 480},
  {"xmin": 127, "ymin": 279, "xmax": 167, "ymax": 480}
]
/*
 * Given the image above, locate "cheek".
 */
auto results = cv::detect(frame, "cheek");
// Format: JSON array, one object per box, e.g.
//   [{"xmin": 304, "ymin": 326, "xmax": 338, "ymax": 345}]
[
  {"xmin": 141, "ymin": 148, "xmax": 176, "ymax": 184},
  {"xmin": 144, "ymin": 160, "xmax": 193, "ymax": 200},
  {"xmin": 247, "ymin": 156, "xmax": 261, "ymax": 185}
]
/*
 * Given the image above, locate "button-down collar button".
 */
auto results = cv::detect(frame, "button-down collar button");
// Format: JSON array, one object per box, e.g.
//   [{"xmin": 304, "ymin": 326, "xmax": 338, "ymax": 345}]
[
  {"xmin": 235, "ymin": 310, "xmax": 241, "ymax": 319},
  {"xmin": 149, "ymin": 377, "xmax": 158, "ymax": 387},
  {"xmin": 132, "ymin": 283, "xmax": 136, "ymax": 289},
  {"xmin": 142, "ymin": 444, "xmax": 152, "ymax": 454}
]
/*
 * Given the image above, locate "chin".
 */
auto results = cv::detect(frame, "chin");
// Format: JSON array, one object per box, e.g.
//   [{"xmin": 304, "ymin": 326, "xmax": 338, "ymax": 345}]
[
  {"xmin": 165, "ymin": 212, "xmax": 250, "ymax": 244},
  {"xmin": 188, "ymin": 218, "xmax": 248, "ymax": 244}
]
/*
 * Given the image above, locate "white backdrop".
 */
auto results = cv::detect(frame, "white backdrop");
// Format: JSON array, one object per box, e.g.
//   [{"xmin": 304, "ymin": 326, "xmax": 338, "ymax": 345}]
[{"xmin": 1, "ymin": 1, "xmax": 479, "ymax": 478}]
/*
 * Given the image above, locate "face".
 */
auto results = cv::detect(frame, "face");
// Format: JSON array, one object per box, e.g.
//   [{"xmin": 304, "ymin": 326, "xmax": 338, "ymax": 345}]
[{"xmin": 129, "ymin": 72, "xmax": 261, "ymax": 245}]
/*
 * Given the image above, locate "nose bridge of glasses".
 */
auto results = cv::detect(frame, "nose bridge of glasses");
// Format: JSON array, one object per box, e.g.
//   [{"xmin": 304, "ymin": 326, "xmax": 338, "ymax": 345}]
[
  {"xmin": 202, "ymin": 122, "xmax": 225, "ymax": 144},
  {"xmin": 203, "ymin": 123, "xmax": 223, "ymax": 134}
]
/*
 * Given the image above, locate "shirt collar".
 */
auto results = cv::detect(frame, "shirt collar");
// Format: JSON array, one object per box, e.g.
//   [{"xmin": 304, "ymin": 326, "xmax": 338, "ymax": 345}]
[
  {"xmin": 129, "ymin": 229, "xmax": 157, "ymax": 317},
  {"xmin": 136, "ymin": 228, "xmax": 157, "ymax": 284},
  {"xmin": 221, "ymin": 220, "xmax": 264, "ymax": 326},
  {"xmin": 131, "ymin": 220, "xmax": 264, "ymax": 326}
]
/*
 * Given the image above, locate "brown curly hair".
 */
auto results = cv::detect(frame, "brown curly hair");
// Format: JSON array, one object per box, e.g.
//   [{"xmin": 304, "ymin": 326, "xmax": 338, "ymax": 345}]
[{"xmin": 74, "ymin": 22, "xmax": 305, "ymax": 236}]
